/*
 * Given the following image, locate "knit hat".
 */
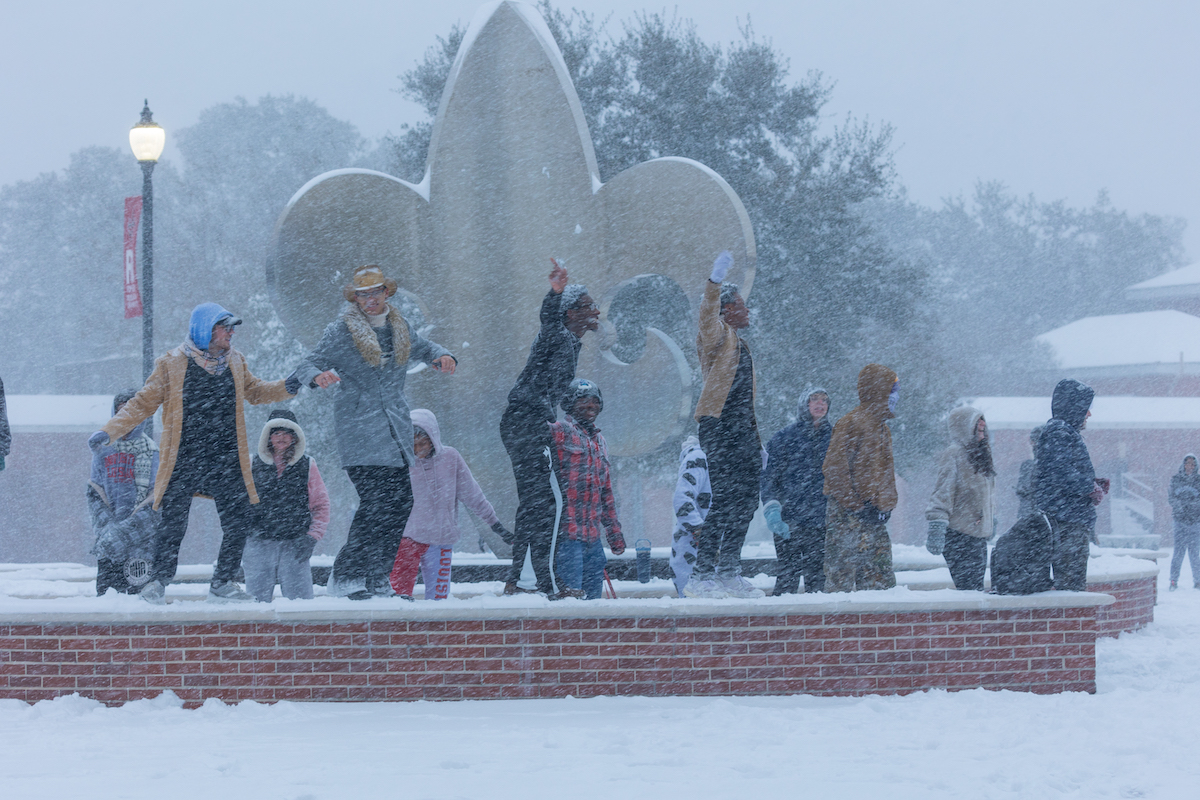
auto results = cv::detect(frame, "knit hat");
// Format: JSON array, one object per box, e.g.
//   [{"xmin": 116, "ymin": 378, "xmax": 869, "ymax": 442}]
[
  {"xmin": 561, "ymin": 378, "xmax": 603, "ymax": 414},
  {"xmin": 560, "ymin": 284, "xmax": 589, "ymax": 315},
  {"xmin": 188, "ymin": 303, "xmax": 242, "ymax": 350},
  {"xmin": 719, "ymin": 282, "xmax": 740, "ymax": 306}
]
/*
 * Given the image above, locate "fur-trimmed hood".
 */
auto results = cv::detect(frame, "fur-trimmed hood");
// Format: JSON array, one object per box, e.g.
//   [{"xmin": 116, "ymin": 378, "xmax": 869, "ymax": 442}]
[
  {"xmin": 257, "ymin": 416, "xmax": 306, "ymax": 466},
  {"xmin": 342, "ymin": 303, "xmax": 410, "ymax": 368}
]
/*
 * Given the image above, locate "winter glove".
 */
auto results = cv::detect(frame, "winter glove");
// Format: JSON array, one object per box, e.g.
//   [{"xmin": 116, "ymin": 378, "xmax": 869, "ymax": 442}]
[
  {"xmin": 491, "ymin": 521, "xmax": 514, "ymax": 545},
  {"xmin": 285, "ymin": 369, "xmax": 303, "ymax": 396},
  {"xmin": 608, "ymin": 531, "xmax": 626, "ymax": 556},
  {"xmin": 710, "ymin": 250, "xmax": 733, "ymax": 283},
  {"xmin": 926, "ymin": 520, "xmax": 948, "ymax": 556},
  {"xmin": 763, "ymin": 500, "xmax": 790, "ymax": 540},
  {"xmin": 856, "ymin": 502, "xmax": 890, "ymax": 525}
]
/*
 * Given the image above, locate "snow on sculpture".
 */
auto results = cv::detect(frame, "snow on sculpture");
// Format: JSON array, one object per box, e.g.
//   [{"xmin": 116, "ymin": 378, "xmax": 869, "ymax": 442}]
[{"xmin": 267, "ymin": 1, "xmax": 755, "ymax": 523}]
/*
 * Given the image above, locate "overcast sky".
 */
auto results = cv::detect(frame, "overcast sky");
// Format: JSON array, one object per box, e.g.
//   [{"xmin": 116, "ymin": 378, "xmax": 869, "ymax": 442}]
[{"xmin": 4, "ymin": 0, "xmax": 1197, "ymax": 259}]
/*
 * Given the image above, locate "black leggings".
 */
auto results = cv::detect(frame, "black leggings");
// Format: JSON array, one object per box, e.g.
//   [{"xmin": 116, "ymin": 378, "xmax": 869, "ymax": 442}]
[
  {"xmin": 943, "ymin": 528, "xmax": 988, "ymax": 591},
  {"xmin": 154, "ymin": 462, "xmax": 253, "ymax": 587},
  {"xmin": 501, "ymin": 406, "xmax": 557, "ymax": 594},
  {"xmin": 330, "ymin": 466, "xmax": 414, "ymax": 594},
  {"xmin": 697, "ymin": 417, "xmax": 759, "ymax": 578}
]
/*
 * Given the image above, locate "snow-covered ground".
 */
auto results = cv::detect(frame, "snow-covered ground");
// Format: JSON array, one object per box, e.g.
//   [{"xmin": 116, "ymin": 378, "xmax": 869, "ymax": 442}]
[{"xmin": 0, "ymin": 565, "xmax": 1194, "ymax": 798}]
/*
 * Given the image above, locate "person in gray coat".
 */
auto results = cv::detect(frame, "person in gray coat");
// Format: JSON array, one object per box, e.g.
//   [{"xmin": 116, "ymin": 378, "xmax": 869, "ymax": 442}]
[{"xmin": 294, "ymin": 265, "xmax": 457, "ymax": 599}]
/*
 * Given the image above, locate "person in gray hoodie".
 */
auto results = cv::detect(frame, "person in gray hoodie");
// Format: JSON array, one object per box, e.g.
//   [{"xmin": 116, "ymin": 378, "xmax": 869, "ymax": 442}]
[
  {"xmin": 925, "ymin": 406, "xmax": 996, "ymax": 591},
  {"xmin": 295, "ymin": 265, "xmax": 457, "ymax": 600}
]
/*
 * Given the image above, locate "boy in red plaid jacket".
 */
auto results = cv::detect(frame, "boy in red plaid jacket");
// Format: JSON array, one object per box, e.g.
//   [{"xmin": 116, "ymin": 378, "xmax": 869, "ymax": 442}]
[{"xmin": 548, "ymin": 379, "xmax": 625, "ymax": 599}]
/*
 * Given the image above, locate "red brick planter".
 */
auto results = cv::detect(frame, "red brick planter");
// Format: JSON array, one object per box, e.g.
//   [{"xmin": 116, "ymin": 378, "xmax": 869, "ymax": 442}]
[
  {"xmin": 0, "ymin": 593, "xmax": 1113, "ymax": 705},
  {"xmin": 1091, "ymin": 573, "xmax": 1157, "ymax": 637}
]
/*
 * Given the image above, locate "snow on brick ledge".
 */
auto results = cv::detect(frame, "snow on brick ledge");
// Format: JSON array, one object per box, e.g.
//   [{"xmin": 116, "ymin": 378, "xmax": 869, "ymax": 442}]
[{"xmin": 0, "ymin": 591, "xmax": 1119, "ymax": 706}]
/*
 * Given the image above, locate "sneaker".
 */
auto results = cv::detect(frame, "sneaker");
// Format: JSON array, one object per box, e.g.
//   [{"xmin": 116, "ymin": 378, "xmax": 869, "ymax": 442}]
[
  {"xmin": 1170, "ymin": 580, "xmax": 1179, "ymax": 592},
  {"xmin": 550, "ymin": 588, "xmax": 586, "ymax": 601},
  {"xmin": 718, "ymin": 574, "xmax": 766, "ymax": 599},
  {"xmin": 347, "ymin": 590, "xmax": 373, "ymax": 601},
  {"xmin": 683, "ymin": 576, "xmax": 728, "ymax": 599},
  {"xmin": 208, "ymin": 581, "xmax": 254, "ymax": 603},
  {"xmin": 398, "ymin": 594, "xmax": 414, "ymax": 602},
  {"xmin": 139, "ymin": 580, "xmax": 167, "ymax": 605}
]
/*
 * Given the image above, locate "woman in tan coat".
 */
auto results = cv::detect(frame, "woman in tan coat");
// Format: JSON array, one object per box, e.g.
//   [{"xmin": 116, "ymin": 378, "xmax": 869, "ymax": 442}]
[{"xmin": 925, "ymin": 406, "xmax": 996, "ymax": 590}]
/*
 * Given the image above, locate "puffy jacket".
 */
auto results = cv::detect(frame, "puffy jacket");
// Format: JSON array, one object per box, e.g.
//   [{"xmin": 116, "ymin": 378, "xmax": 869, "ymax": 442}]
[
  {"xmin": 1034, "ymin": 379, "xmax": 1096, "ymax": 527},
  {"xmin": 925, "ymin": 406, "xmax": 995, "ymax": 539},
  {"xmin": 1169, "ymin": 454, "xmax": 1200, "ymax": 525},
  {"xmin": 761, "ymin": 388, "xmax": 833, "ymax": 527}
]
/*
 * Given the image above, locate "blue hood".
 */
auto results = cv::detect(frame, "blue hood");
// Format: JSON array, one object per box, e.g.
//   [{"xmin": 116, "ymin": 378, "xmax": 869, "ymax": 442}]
[{"xmin": 188, "ymin": 302, "xmax": 238, "ymax": 350}]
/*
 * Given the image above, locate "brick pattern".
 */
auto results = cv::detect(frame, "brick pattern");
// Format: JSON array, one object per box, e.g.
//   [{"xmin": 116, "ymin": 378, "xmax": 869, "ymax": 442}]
[
  {"xmin": 1092, "ymin": 575, "xmax": 1156, "ymax": 637},
  {"xmin": 0, "ymin": 606, "xmax": 1101, "ymax": 705}
]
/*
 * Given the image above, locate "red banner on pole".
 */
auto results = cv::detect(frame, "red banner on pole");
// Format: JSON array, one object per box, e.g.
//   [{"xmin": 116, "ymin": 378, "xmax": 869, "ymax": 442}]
[{"xmin": 123, "ymin": 196, "xmax": 144, "ymax": 319}]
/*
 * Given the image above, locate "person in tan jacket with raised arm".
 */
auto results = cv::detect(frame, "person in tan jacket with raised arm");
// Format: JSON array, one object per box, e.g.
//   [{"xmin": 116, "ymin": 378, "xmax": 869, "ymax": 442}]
[{"xmin": 683, "ymin": 251, "xmax": 765, "ymax": 600}]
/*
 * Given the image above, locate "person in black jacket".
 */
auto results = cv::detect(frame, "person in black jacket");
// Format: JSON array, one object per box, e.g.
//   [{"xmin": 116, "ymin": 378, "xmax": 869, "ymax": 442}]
[
  {"xmin": 1034, "ymin": 379, "xmax": 1106, "ymax": 591},
  {"xmin": 500, "ymin": 261, "xmax": 599, "ymax": 596},
  {"xmin": 1168, "ymin": 453, "xmax": 1200, "ymax": 591},
  {"xmin": 761, "ymin": 388, "xmax": 832, "ymax": 594}
]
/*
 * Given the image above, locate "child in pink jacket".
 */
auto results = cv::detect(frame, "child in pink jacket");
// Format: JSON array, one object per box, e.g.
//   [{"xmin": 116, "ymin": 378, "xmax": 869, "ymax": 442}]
[{"xmin": 389, "ymin": 409, "xmax": 512, "ymax": 599}]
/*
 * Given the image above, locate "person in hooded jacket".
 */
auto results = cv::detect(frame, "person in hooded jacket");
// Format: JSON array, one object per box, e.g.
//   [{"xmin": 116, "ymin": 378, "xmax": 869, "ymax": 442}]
[
  {"xmin": 388, "ymin": 408, "xmax": 511, "ymax": 600},
  {"xmin": 1168, "ymin": 453, "xmax": 1200, "ymax": 591},
  {"xmin": 1034, "ymin": 378, "xmax": 1106, "ymax": 591},
  {"xmin": 294, "ymin": 266, "xmax": 457, "ymax": 600},
  {"xmin": 924, "ymin": 406, "xmax": 996, "ymax": 591},
  {"xmin": 761, "ymin": 388, "xmax": 833, "ymax": 594},
  {"xmin": 822, "ymin": 364, "xmax": 900, "ymax": 592},
  {"xmin": 671, "ymin": 435, "xmax": 711, "ymax": 597},
  {"xmin": 87, "ymin": 390, "xmax": 160, "ymax": 595},
  {"xmin": 241, "ymin": 409, "xmax": 330, "ymax": 602},
  {"xmin": 100, "ymin": 302, "xmax": 295, "ymax": 604}
]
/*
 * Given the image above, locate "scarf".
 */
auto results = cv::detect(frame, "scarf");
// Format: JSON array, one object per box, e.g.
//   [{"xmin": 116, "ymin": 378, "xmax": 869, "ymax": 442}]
[{"xmin": 184, "ymin": 337, "xmax": 231, "ymax": 376}]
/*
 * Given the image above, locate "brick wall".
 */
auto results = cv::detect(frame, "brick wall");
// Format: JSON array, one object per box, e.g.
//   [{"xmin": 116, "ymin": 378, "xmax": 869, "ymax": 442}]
[
  {"xmin": 1092, "ymin": 574, "xmax": 1157, "ymax": 637},
  {"xmin": 0, "ymin": 597, "xmax": 1113, "ymax": 705}
]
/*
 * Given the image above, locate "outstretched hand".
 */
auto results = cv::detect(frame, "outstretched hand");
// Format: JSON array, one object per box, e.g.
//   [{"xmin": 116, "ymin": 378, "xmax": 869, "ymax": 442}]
[
  {"xmin": 549, "ymin": 258, "xmax": 568, "ymax": 293},
  {"xmin": 431, "ymin": 355, "xmax": 457, "ymax": 374}
]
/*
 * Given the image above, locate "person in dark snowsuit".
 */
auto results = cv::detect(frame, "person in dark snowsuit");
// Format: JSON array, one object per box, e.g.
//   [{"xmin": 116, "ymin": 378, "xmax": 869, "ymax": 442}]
[
  {"xmin": 761, "ymin": 388, "xmax": 832, "ymax": 594},
  {"xmin": 1168, "ymin": 453, "xmax": 1200, "ymax": 591},
  {"xmin": 88, "ymin": 390, "xmax": 160, "ymax": 594},
  {"xmin": 1033, "ymin": 378, "xmax": 1105, "ymax": 591},
  {"xmin": 501, "ymin": 261, "xmax": 599, "ymax": 595}
]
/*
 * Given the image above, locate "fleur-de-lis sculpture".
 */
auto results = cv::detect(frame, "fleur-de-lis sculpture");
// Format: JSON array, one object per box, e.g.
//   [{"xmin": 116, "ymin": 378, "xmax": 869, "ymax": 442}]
[{"xmin": 268, "ymin": 1, "xmax": 755, "ymax": 532}]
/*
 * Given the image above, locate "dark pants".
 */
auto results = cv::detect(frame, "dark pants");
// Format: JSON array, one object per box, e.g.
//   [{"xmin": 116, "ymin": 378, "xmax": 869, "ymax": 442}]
[
  {"xmin": 501, "ymin": 406, "xmax": 558, "ymax": 594},
  {"xmin": 943, "ymin": 528, "xmax": 988, "ymax": 591},
  {"xmin": 697, "ymin": 417, "xmax": 760, "ymax": 579},
  {"xmin": 774, "ymin": 522, "xmax": 826, "ymax": 594},
  {"xmin": 1048, "ymin": 516, "xmax": 1092, "ymax": 591},
  {"xmin": 154, "ymin": 462, "xmax": 254, "ymax": 587},
  {"xmin": 328, "ymin": 466, "xmax": 413, "ymax": 595},
  {"xmin": 1170, "ymin": 520, "xmax": 1200, "ymax": 584}
]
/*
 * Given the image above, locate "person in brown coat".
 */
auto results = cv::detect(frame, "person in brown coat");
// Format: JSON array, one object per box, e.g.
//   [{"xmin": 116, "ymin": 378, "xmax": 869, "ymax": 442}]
[
  {"xmin": 100, "ymin": 302, "xmax": 295, "ymax": 603},
  {"xmin": 822, "ymin": 363, "xmax": 899, "ymax": 591}
]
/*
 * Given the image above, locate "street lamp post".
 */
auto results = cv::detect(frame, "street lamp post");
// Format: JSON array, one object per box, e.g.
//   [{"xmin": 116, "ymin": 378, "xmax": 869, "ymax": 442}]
[{"xmin": 129, "ymin": 100, "xmax": 165, "ymax": 381}]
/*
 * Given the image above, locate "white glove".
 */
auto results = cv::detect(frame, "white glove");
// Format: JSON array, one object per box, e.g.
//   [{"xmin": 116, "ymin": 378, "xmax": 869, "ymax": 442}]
[{"xmin": 710, "ymin": 251, "xmax": 733, "ymax": 283}]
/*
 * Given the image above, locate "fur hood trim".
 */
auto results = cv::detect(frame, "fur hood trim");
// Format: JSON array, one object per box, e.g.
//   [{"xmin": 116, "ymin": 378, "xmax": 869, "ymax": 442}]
[
  {"xmin": 342, "ymin": 303, "xmax": 410, "ymax": 368},
  {"xmin": 257, "ymin": 417, "xmax": 306, "ymax": 466}
]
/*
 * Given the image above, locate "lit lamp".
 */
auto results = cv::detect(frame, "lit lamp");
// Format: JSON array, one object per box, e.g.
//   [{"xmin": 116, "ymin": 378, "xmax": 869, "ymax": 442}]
[{"xmin": 129, "ymin": 100, "xmax": 165, "ymax": 381}]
